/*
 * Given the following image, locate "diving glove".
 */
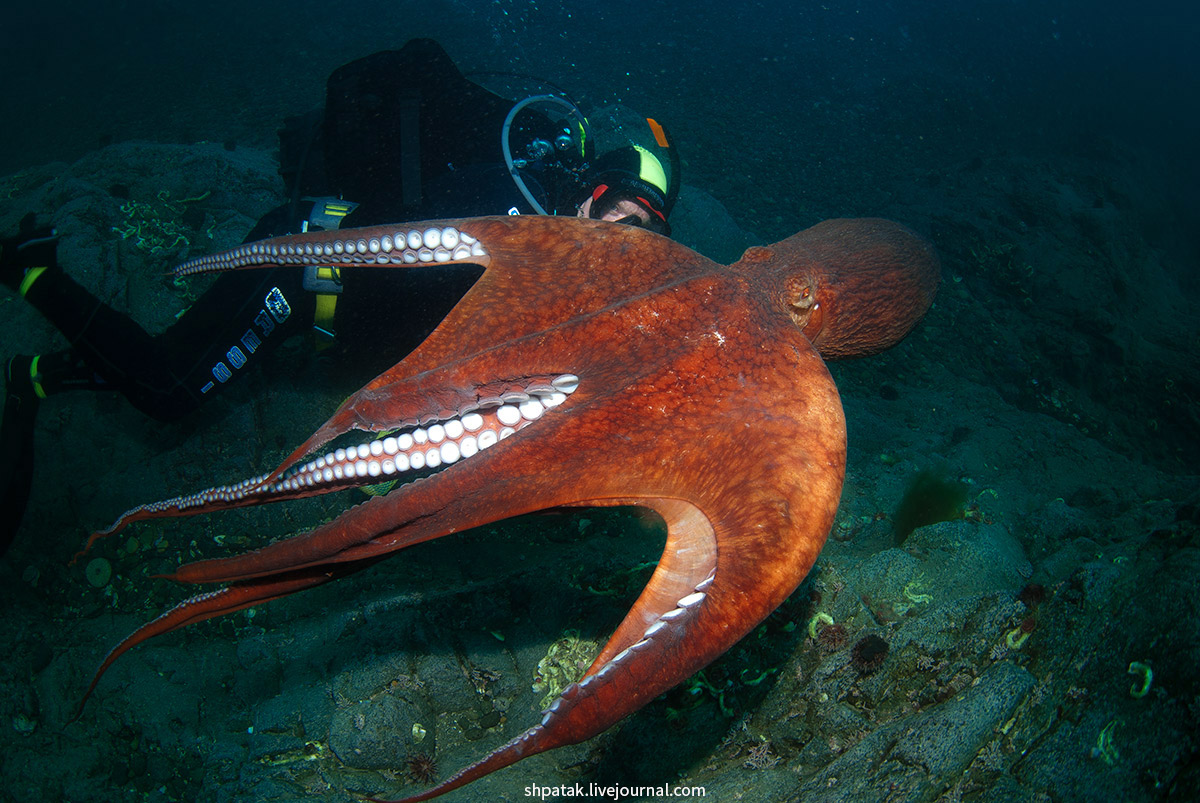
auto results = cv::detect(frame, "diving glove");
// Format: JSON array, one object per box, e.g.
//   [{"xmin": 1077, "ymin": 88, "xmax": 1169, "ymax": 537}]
[{"xmin": 1, "ymin": 213, "xmax": 59, "ymax": 294}]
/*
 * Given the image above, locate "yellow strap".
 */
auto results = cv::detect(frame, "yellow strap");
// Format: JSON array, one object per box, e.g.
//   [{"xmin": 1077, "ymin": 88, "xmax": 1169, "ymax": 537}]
[
  {"xmin": 306, "ymin": 208, "xmax": 349, "ymax": 349},
  {"xmin": 18, "ymin": 266, "xmax": 48, "ymax": 298},
  {"xmin": 314, "ymin": 292, "xmax": 338, "ymax": 329},
  {"xmin": 313, "ymin": 292, "xmax": 338, "ymax": 351}
]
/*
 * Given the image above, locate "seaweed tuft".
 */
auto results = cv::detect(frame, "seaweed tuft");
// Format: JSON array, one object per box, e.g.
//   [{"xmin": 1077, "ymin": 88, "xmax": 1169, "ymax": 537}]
[{"xmin": 893, "ymin": 467, "xmax": 968, "ymax": 542}]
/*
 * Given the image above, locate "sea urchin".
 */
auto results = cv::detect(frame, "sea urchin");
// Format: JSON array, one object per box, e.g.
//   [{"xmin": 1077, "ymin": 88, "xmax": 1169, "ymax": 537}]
[{"xmin": 850, "ymin": 634, "xmax": 890, "ymax": 675}]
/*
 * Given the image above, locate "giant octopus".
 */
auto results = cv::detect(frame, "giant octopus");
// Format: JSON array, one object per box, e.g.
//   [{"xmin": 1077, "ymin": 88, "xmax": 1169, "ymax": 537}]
[{"xmin": 78, "ymin": 215, "xmax": 939, "ymax": 801}]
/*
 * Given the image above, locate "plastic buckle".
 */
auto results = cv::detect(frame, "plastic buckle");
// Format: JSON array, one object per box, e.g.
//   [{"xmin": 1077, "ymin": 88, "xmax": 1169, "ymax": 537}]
[
  {"xmin": 302, "ymin": 197, "xmax": 359, "ymax": 232},
  {"xmin": 302, "ymin": 264, "xmax": 343, "ymax": 295}
]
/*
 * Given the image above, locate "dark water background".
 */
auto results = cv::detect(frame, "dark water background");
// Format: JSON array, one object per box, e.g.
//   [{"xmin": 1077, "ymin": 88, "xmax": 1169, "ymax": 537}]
[{"xmin": 3, "ymin": 0, "xmax": 1197, "ymax": 241}]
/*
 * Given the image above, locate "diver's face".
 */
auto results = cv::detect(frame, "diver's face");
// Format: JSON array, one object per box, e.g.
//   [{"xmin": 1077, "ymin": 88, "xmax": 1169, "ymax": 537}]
[{"xmin": 577, "ymin": 195, "xmax": 652, "ymax": 226}]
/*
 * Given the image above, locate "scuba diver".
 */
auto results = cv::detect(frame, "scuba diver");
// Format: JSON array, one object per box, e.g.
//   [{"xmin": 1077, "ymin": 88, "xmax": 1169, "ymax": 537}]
[{"xmin": 0, "ymin": 38, "xmax": 681, "ymax": 554}]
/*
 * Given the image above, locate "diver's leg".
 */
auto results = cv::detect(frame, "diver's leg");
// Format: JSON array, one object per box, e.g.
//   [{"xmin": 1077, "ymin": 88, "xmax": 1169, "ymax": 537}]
[
  {"xmin": 0, "ymin": 350, "xmax": 109, "ymax": 555},
  {"xmin": 150, "ymin": 267, "xmax": 315, "ymax": 418},
  {"xmin": 19, "ymin": 265, "xmax": 313, "ymax": 421},
  {"xmin": 0, "ymin": 356, "xmax": 40, "ymax": 555},
  {"xmin": 1, "ymin": 267, "xmax": 314, "ymax": 552}
]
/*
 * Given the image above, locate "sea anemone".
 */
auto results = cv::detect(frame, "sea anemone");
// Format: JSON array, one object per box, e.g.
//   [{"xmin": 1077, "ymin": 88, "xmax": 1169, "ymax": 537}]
[
  {"xmin": 850, "ymin": 635, "xmax": 890, "ymax": 675},
  {"xmin": 405, "ymin": 751, "xmax": 438, "ymax": 785}
]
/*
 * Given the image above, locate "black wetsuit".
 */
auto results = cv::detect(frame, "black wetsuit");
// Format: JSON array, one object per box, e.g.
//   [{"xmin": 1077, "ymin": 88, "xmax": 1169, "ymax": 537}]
[{"xmin": 21, "ymin": 39, "xmax": 580, "ymax": 421}]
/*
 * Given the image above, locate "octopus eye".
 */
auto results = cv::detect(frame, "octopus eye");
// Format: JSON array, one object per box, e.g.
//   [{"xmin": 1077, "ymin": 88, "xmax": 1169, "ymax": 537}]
[{"xmin": 782, "ymin": 276, "xmax": 819, "ymax": 327}]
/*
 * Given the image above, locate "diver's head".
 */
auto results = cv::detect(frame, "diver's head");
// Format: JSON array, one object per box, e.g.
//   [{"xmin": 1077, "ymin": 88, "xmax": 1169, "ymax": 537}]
[{"xmin": 577, "ymin": 144, "xmax": 676, "ymax": 235}]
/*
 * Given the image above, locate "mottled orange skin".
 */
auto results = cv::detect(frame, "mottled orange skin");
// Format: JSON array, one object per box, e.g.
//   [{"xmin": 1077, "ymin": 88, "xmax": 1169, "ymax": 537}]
[{"xmin": 81, "ymin": 216, "xmax": 938, "ymax": 801}]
